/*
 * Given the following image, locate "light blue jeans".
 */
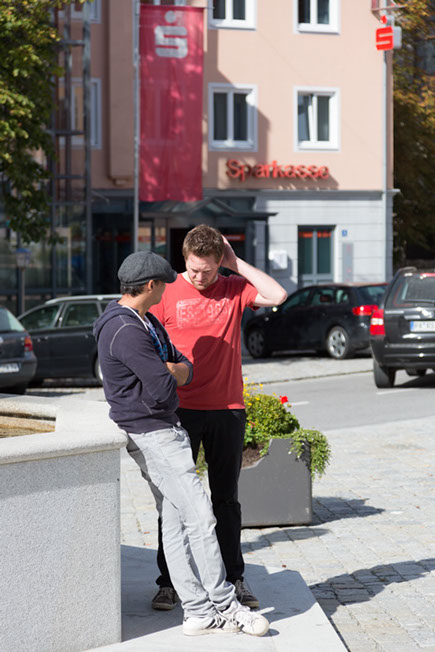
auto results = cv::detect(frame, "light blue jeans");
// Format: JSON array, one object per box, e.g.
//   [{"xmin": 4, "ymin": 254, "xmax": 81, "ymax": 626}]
[{"xmin": 126, "ymin": 424, "xmax": 236, "ymax": 618}]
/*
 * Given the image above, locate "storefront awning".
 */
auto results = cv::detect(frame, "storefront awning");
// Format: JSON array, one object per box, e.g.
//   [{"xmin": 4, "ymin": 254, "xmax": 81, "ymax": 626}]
[{"xmin": 139, "ymin": 197, "xmax": 276, "ymax": 221}]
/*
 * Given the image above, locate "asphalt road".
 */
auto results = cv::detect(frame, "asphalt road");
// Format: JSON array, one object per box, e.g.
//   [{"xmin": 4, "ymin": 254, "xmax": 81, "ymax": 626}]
[{"xmin": 262, "ymin": 369, "xmax": 435, "ymax": 432}]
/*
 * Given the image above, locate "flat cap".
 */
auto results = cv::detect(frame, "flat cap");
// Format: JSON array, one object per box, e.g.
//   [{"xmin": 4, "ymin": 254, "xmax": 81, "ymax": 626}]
[{"xmin": 118, "ymin": 251, "xmax": 177, "ymax": 286}]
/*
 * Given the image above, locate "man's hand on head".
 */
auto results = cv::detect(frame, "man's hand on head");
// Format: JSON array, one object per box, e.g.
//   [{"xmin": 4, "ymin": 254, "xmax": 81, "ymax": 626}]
[{"xmin": 221, "ymin": 236, "xmax": 238, "ymax": 271}]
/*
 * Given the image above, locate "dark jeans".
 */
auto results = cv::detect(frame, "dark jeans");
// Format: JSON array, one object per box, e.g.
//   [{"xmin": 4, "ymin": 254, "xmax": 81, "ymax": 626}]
[{"xmin": 157, "ymin": 408, "xmax": 246, "ymax": 587}]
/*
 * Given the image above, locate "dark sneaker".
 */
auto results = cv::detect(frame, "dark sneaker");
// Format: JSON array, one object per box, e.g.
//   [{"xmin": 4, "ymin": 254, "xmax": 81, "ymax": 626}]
[
  {"xmin": 221, "ymin": 599, "xmax": 269, "ymax": 637},
  {"xmin": 151, "ymin": 587, "xmax": 178, "ymax": 610},
  {"xmin": 234, "ymin": 579, "xmax": 259, "ymax": 608},
  {"xmin": 183, "ymin": 612, "xmax": 239, "ymax": 636}
]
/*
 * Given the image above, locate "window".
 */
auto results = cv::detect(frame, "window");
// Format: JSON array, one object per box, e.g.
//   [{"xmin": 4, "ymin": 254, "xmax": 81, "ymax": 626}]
[
  {"xmin": 58, "ymin": 78, "xmax": 102, "ymax": 149},
  {"xmin": 61, "ymin": 303, "xmax": 100, "ymax": 328},
  {"xmin": 310, "ymin": 287, "xmax": 335, "ymax": 305},
  {"xmin": 282, "ymin": 288, "xmax": 311, "ymax": 312},
  {"xmin": 298, "ymin": 227, "xmax": 334, "ymax": 285},
  {"xmin": 296, "ymin": 0, "xmax": 339, "ymax": 33},
  {"xmin": 209, "ymin": 84, "xmax": 257, "ymax": 150},
  {"xmin": 0, "ymin": 308, "xmax": 25, "ymax": 333},
  {"xmin": 295, "ymin": 88, "xmax": 339, "ymax": 150},
  {"xmin": 60, "ymin": 0, "xmax": 102, "ymax": 23},
  {"xmin": 209, "ymin": 0, "xmax": 256, "ymax": 29},
  {"xmin": 20, "ymin": 306, "xmax": 60, "ymax": 331}
]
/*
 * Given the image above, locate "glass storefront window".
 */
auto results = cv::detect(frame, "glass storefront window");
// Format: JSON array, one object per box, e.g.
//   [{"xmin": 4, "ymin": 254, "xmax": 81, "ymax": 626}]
[
  {"xmin": 317, "ymin": 230, "xmax": 332, "ymax": 274},
  {"xmin": 298, "ymin": 227, "xmax": 333, "ymax": 285},
  {"xmin": 298, "ymin": 230, "xmax": 313, "ymax": 276}
]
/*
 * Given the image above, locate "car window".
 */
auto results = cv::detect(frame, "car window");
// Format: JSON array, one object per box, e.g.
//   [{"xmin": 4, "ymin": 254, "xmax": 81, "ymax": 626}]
[
  {"xmin": 310, "ymin": 288, "xmax": 335, "ymax": 306},
  {"xmin": 358, "ymin": 285, "xmax": 386, "ymax": 304},
  {"xmin": 336, "ymin": 289, "xmax": 350, "ymax": 304},
  {"xmin": 61, "ymin": 302, "xmax": 100, "ymax": 328},
  {"xmin": 387, "ymin": 274, "xmax": 435, "ymax": 308},
  {"xmin": 281, "ymin": 288, "xmax": 311, "ymax": 312},
  {"xmin": 20, "ymin": 305, "xmax": 59, "ymax": 331},
  {"xmin": 0, "ymin": 308, "xmax": 25, "ymax": 333}
]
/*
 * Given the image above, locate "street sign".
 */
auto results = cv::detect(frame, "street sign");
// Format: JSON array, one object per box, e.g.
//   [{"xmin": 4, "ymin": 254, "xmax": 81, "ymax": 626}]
[
  {"xmin": 376, "ymin": 14, "xmax": 402, "ymax": 50},
  {"xmin": 376, "ymin": 24, "xmax": 394, "ymax": 50}
]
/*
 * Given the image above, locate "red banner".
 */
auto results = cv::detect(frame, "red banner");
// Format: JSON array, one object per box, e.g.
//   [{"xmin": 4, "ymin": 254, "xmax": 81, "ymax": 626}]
[{"xmin": 139, "ymin": 6, "xmax": 204, "ymax": 202}]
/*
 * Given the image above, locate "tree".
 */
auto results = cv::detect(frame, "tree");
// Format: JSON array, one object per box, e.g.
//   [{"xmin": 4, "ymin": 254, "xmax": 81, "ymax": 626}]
[
  {"xmin": 0, "ymin": 0, "xmax": 83, "ymax": 243},
  {"xmin": 393, "ymin": 0, "xmax": 435, "ymax": 263}
]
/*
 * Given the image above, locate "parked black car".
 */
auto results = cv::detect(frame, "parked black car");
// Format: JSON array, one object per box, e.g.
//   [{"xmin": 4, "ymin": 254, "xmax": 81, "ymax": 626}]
[
  {"xmin": 0, "ymin": 306, "xmax": 37, "ymax": 394},
  {"xmin": 244, "ymin": 283, "xmax": 387, "ymax": 360},
  {"xmin": 370, "ymin": 267, "xmax": 435, "ymax": 388},
  {"xmin": 19, "ymin": 295, "xmax": 120, "ymax": 383}
]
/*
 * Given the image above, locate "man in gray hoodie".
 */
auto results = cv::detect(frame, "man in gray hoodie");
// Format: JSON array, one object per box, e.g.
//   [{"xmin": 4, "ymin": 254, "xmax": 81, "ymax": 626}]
[{"xmin": 93, "ymin": 251, "xmax": 269, "ymax": 637}]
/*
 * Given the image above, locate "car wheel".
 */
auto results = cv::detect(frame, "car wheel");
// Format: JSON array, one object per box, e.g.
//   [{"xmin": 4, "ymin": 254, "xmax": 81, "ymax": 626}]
[
  {"xmin": 246, "ymin": 328, "xmax": 270, "ymax": 359},
  {"xmin": 94, "ymin": 357, "xmax": 103, "ymax": 384},
  {"xmin": 373, "ymin": 359, "xmax": 396, "ymax": 388},
  {"xmin": 326, "ymin": 326, "xmax": 351, "ymax": 360}
]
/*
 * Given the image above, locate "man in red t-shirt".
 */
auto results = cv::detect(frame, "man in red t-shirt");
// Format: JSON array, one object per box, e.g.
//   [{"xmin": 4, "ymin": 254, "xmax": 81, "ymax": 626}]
[{"xmin": 150, "ymin": 224, "xmax": 287, "ymax": 610}]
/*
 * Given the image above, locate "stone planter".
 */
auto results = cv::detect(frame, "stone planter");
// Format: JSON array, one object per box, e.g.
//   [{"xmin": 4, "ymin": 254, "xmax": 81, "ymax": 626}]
[
  {"xmin": 0, "ymin": 394, "xmax": 126, "ymax": 652},
  {"xmin": 239, "ymin": 437, "xmax": 312, "ymax": 527}
]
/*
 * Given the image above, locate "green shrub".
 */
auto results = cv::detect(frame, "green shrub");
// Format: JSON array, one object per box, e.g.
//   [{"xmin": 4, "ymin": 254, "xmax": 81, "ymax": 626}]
[{"xmin": 243, "ymin": 382, "xmax": 331, "ymax": 479}]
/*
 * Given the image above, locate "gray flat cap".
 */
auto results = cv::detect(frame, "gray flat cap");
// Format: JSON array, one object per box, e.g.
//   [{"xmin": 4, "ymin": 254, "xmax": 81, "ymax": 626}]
[{"xmin": 118, "ymin": 251, "xmax": 177, "ymax": 286}]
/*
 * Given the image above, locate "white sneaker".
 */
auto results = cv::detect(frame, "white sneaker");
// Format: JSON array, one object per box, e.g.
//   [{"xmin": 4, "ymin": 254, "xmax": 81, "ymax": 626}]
[
  {"xmin": 221, "ymin": 600, "xmax": 270, "ymax": 637},
  {"xmin": 183, "ymin": 612, "xmax": 239, "ymax": 636}
]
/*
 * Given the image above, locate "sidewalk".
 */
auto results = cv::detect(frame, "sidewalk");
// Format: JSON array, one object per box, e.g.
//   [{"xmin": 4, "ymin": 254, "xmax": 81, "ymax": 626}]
[{"xmin": 241, "ymin": 352, "xmax": 372, "ymax": 384}]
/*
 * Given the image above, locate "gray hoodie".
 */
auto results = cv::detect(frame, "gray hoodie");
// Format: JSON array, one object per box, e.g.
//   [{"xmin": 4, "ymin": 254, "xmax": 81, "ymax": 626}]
[{"xmin": 93, "ymin": 300, "xmax": 193, "ymax": 434}]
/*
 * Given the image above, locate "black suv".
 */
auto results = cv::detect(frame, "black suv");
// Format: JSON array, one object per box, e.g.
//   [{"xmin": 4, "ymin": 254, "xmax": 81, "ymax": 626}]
[{"xmin": 370, "ymin": 267, "xmax": 435, "ymax": 387}]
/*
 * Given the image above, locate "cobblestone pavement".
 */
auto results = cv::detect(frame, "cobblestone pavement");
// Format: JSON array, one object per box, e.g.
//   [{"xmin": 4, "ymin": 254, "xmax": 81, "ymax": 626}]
[{"xmin": 28, "ymin": 358, "xmax": 435, "ymax": 651}]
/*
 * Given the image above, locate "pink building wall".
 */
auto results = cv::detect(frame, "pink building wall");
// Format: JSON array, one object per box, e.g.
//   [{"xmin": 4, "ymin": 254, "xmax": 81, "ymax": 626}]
[{"xmin": 83, "ymin": 1, "xmax": 393, "ymax": 194}]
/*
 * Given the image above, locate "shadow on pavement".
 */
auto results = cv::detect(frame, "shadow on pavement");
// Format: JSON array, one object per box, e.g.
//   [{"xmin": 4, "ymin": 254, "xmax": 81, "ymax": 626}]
[
  {"xmin": 241, "ymin": 498, "xmax": 384, "ymax": 548},
  {"xmin": 312, "ymin": 497, "xmax": 385, "ymax": 524},
  {"xmin": 310, "ymin": 558, "xmax": 435, "ymax": 615}
]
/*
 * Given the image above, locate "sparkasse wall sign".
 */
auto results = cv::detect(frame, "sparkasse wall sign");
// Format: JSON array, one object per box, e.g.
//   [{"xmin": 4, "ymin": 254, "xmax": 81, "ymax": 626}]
[{"xmin": 226, "ymin": 159, "xmax": 330, "ymax": 182}]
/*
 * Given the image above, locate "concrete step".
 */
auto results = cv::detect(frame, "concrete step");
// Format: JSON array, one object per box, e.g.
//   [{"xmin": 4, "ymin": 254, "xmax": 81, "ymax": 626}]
[{"xmin": 91, "ymin": 546, "xmax": 346, "ymax": 652}]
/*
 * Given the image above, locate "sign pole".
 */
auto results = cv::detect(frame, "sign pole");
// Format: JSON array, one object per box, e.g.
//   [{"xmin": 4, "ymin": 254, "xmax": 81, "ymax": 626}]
[{"xmin": 133, "ymin": 0, "xmax": 140, "ymax": 253}]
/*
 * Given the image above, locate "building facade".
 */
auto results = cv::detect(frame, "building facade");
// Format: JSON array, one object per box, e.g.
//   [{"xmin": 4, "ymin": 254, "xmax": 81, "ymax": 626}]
[{"xmin": 0, "ymin": 0, "xmax": 395, "ymax": 311}]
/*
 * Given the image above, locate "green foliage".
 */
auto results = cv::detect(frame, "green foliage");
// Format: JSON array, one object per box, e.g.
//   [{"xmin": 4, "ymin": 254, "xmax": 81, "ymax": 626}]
[
  {"xmin": 393, "ymin": 0, "xmax": 435, "ymax": 262},
  {"xmin": 0, "ymin": 0, "xmax": 86, "ymax": 243},
  {"xmin": 244, "ymin": 382, "xmax": 331, "ymax": 479},
  {"xmin": 288, "ymin": 427, "xmax": 331, "ymax": 480}
]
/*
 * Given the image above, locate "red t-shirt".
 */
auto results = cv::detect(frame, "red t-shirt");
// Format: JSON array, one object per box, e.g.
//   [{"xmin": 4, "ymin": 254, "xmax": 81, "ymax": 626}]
[{"xmin": 151, "ymin": 273, "xmax": 258, "ymax": 410}]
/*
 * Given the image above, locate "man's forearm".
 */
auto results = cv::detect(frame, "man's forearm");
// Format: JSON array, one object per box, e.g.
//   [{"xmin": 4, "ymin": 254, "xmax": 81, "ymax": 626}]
[{"xmin": 231, "ymin": 257, "xmax": 287, "ymax": 307}]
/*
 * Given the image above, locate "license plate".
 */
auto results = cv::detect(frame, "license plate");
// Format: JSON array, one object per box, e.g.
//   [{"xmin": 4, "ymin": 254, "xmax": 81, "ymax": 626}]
[
  {"xmin": 0, "ymin": 363, "xmax": 20, "ymax": 373},
  {"xmin": 410, "ymin": 321, "xmax": 435, "ymax": 332}
]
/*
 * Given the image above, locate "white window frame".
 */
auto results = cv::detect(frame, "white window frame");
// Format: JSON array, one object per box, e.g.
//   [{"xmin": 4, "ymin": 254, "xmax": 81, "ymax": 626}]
[
  {"xmin": 294, "ymin": 0, "xmax": 340, "ymax": 34},
  {"xmin": 209, "ymin": 0, "xmax": 256, "ymax": 30},
  {"xmin": 294, "ymin": 86, "xmax": 340, "ymax": 151},
  {"xmin": 59, "ymin": 77, "xmax": 102, "ymax": 149},
  {"xmin": 59, "ymin": 0, "xmax": 102, "ymax": 23},
  {"xmin": 208, "ymin": 83, "xmax": 257, "ymax": 151}
]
